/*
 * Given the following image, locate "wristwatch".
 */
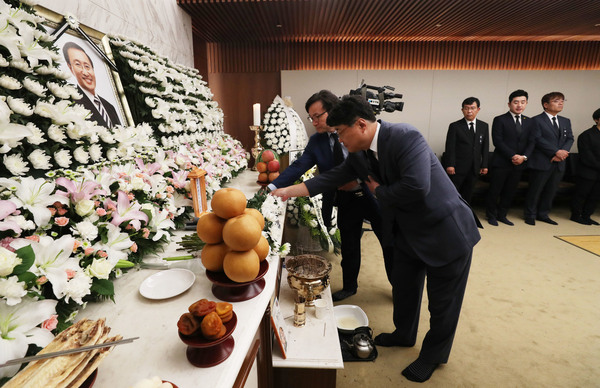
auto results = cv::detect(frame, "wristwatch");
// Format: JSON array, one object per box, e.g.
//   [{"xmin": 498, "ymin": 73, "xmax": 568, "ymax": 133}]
[{"xmin": 523, "ymin": 155, "xmax": 528, "ymax": 161}]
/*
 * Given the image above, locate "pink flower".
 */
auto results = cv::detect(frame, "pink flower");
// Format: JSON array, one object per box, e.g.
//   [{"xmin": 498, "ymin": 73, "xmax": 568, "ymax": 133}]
[
  {"xmin": 130, "ymin": 242, "xmax": 138, "ymax": 253},
  {"xmin": 57, "ymin": 208, "xmax": 68, "ymax": 216},
  {"xmin": 37, "ymin": 275, "xmax": 48, "ymax": 285},
  {"xmin": 55, "ymin": 217, "xmax": 69, "ymax": 227},
  {"xmin": 41, "ymin": 315, "xmax": 58, "ymax": 331},
  {"xmin": 142, "ymin": 228, "xmax": 150, "ymax": 239},
  {"xmin": 97, "ymin": 250, "xmax": 108, "ymax": 258},
  {"xmin": 73, "ymin": 240, "xmax": 82, "ymax": 251},
  {"xmin": 49, "ymin": 207, "xmax": 57, "ymax": 216},
  {"xmin": 66, "ymin": 269, "xmax": 76, "ymax": 279},
  {"xmin": 96, "ymin": 208, "xmax": 107, "ymax": 216},
  {"xmin": 127, "ymin": 193, "xmax": 134, "ymax": 201},
  {"xmin": 166, "ymin": 186, "xmax": 174, "ymax": 194},
  {"xmin": 84, "ymin": 247, "xmax": 95, "ymax": 256},
  {"xmin": 25, "ymin": 235, "xmax": 40, "ymax": 242}
]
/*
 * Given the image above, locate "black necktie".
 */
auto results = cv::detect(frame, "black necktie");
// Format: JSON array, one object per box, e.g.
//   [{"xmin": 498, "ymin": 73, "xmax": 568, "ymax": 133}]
[
  {"xmin": 366, "ymin": 149, "xmax": 381, "ymax": 182},
  {"xmin": 331, "ymin": 133, "xmax": 344, "ymax": 165},
  {"xmin": 552, "ymin": 117, "xmax": 559, "ymax": 136},
  {"xmin": 469, "ymin": 122, "xmax": 475, "ymax": 137},
  {"xmin": 515, "ymin": 115, "xmax": 522, "ymax": 133}
]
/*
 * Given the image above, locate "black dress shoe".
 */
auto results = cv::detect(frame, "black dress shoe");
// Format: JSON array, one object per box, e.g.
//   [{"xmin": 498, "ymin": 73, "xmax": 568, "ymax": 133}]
[
  {"xmin": 584, "ymin": 217, "xmax": 600, "ymax": 225},
  {"xmin": 332, "ymin": 289, "xmax": 357, "ymax": 301},
  {"xmin": 497, "ymin": 217, "xmax": 514, "ymax": 226},
  {"xmin": 525, "ymin": 217, "xmax": 535, "ymax": 225},
  {"xmin": 487, "ymin": 218, "xmax": 498, "ymax": 226},
  {"xmin": 570, "ymin": 215, "xmax": 592, "ymax": 225},
  {"xmin": 374, "ymin": 332, "xmax": 415, "ymax": 347},
  {"xmin": 537, "ymin": 216, "xmax": 558, "ymax": 225}
]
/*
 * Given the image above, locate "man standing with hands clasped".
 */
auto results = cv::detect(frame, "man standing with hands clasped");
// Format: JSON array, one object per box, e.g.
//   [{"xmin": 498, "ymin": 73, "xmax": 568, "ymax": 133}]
[
  {"xmin": 443, "ymin": 97, "xmax": 489, "ymax": 204},
  {"xmin": 272, "ymin": 95, "xmax": 480, "ymax": 383},
  {"xmin": 525, "ymin": 92, "xmax": 574, "ymax": 225},
  {"xmin": 486, "ymin": 90, "xmax": 536, "ymax": 226}
]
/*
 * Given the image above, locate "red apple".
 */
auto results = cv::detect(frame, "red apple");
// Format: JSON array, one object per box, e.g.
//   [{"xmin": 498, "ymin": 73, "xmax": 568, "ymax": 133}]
[
  {"xmin": 256, "ymin": 162, "xmax": 267, "ymax": 172},
  {"xmin": 267, "ymin": 160, "xmax": 280, "ymax": 172},
  {"xmin": 258, "ymin": 172, "xmax": 269, "ymax": 183},
  {"xmin": 261, "ymin": 150, "xmax": 274, "ymax": 162},
  {"xmin": 268, "ymin": 172, "xmax": 280, "ymax": 182}
]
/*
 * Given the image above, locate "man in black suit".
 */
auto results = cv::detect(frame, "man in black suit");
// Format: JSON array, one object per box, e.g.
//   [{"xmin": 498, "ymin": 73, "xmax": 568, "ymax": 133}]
[
  {"xmin": 268, "ymin": 90, "xmax": 391, "ymax": 301},
  {"xmin": 524, "ymin": 92, "xmax": 574, "ymax": 225},
  {"xmin": 443, "ymin": 97, "xmax": 489, "ymax": 204},
  {"xmin": 62, "ymin": 41, "xmax": 121, "ymax": 128},
  {"xmin": 570, "ymin": 108, "xmax": 600, "ymax": 225},
  {"xmin": 485, "ymin": 90, "xmax": 536, "ymax": 226},
  {"xmin": 272, "ymin": 95, "xmax": 480, "ymax": 383}
]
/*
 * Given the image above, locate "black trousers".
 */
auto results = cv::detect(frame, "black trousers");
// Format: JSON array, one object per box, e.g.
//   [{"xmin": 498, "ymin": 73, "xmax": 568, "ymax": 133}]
[
  {"xmin": 450, "ymin": 172, "xmax": 477, "ymax": 204},
  {"xmin": 571, "ymin": 176, "xmax": 600, "ymax": 218},
  {"xmin": 390, "ymin": 233, "xmax": 472, "ymax": 364},
  {"xmin": 525, "ymin": 165, "xmax": 564, "ymax": 219},
  {"xmin": 486, "ymin": 166, "xmax": 523, "ymax": 219},
  {"xmin": 336, "ymin": 190, "xmax": 392, "ymax": 291}
]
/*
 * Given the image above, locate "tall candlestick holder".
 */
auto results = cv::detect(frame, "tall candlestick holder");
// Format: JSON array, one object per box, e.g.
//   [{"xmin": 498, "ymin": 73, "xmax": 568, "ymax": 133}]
[{"xmin": 250, "ymin": 125, "xmax": 263, "ymax": 171}]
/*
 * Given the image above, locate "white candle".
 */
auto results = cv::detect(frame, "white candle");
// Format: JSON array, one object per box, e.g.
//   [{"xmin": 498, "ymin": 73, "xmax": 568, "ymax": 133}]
[{"xmin": 253, "ymin": 103, "xmax": 261, "ymax": 126}]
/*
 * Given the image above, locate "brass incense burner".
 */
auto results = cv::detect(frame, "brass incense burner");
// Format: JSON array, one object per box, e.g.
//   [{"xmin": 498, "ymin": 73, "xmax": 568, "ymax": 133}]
[{"xmin": 286, "ymin": 254, "xmax": 332, "ymax": 327}]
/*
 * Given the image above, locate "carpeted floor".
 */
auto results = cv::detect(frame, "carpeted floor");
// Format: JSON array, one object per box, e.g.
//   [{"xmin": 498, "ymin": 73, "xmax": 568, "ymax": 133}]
[{"xmin": 309, "ymin": 204, "xmax": 600, "ymax": 387}]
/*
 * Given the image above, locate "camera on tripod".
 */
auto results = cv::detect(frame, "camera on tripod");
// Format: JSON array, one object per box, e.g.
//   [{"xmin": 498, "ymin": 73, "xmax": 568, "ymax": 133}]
[{"xmin": 349, "ymin": 81, "xmax": 404, "ymax": 115}]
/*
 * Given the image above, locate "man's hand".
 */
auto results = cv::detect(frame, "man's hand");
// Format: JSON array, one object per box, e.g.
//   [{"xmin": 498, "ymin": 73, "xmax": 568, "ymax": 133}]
[
  {"xmin": 364, "ymin": 176, "xmax": 380, "ymax": 193},
  {"xmin": 555, "ymin": 149, "xmax": 569, "ymax": 161},
  {"xmin": 512, "ymin": 155, "xmax": 525, "ymax": 165},
  {"xmin": 480, "ymin": 168, "xmax": 488, "ymax": 175},
  {"xmin": 338, "ymin": 180, "xmax": 360, "ymax": 191},
  {"xmin": 446, "ymin": 167, "xmax": 456, "ymax": 175},
  {"xmin": 270, "ymin": 183, "xmax": 309, "ymax": 201}
]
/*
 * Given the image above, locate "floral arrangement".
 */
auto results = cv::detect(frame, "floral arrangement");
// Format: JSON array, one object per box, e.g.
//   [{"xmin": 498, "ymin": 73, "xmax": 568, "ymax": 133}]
[
  {"xmin": 0, "ymin": 1, "xmax": 250, "ymax": 382},
  {"xmin": 260, "ymin": 96, "xmax": 308, "ymax": 156},
  {"xmin": 285, "ymin": 168, "xmax": 341, "ymax": 254}
]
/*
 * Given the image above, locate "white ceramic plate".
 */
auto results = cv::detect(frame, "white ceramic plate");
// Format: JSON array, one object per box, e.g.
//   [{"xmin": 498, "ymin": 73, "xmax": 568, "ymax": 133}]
[
  {"xmin": 139, "ymin": 268, "xmax": 195, "ymax": 300},
  {"xmin": 333, "ymin": 304, "xmax": 369, "ymax": 333}
]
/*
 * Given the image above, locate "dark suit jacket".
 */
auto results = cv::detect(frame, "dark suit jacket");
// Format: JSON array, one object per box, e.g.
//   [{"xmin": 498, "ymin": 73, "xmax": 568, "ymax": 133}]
[
  {"xmin": 576, "ymin": 126, "xmax": 600, "ymax": 180},
  {"xmin": 75, "ymin": 86, "xmax": 121, "ymax": 128},
  {"xmin": 490, "ymin": 112, "xmax": 536, "ymax": 170},
  {"xmin": 305, "ymin": 121, "xmax": 481, "ymax": 267},
  {"xmin": 444, "ymin": 118, "xmax": 489, "ymax": 175},
  {"xmin": 271, "ymin": 132, "xmax": 340, "ymax": 223},
  {"xmin": 528, "ymin": 112, "xmax": 574, "ymax": 172}
]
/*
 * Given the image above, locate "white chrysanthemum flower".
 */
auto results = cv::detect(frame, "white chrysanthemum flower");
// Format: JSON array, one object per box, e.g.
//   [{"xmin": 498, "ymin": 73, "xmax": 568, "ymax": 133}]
[
  {"xmin": 74, "ymin": 220, "xmax": 98, "ymax": 241},
  {"xmin": 27, "ymin": 149, "xmax": 51, "ymax": 170},
  {"xmin": 9, "ymin": 59, "xmax": 32, "ymax": 73},
  {"xmin": 6, "ymin": 97, "xmax": 33, "ymax": 116},
  {"xmin": 62, "ymin": 271, "xmax": 92, "ymax": 304},
  {"xmin": 64, "ymin": 84, "xmax": 82, "ymax": 100},
  {"xmin": 0, "ymin": 55, "xmax": 8, "ymax": 67},
  {"xmin": 25, "ymin": 123, "xmax": 46, "ymax": 145},
  {"xmin": 34, "ymin": 65, "xmax": 54, "ymax": 75},
  {"xmin": 3, "ymin": 154, "xmax": 29, "ymax": 175},
  {"xmin": 22, "ymin": 77, "xmax": 46, "ymax": 97},
  {"xmin": 54, "ymin": 149, "xmax": 72, "ymax": 168},
  {"xmin": 89, "ymin": 144, "xmax": 102, "ymax": 161},
  {"xmin": 47, "ymin": 125, "xmax": 67, "ymax": 144},
  {"xmin": 46, "ymin": 82, "xmax": 71, "ymax": 99},
  {"xmin": 0, "ymin": 75, "xmax": 22, "ymax": 90},
  {"xmin": 73, "ymin": 147, "xmax": 89, "ymax": 164},
  {"xmin": 0, "ymin": 276, "xmax": 27, "ymax": 306}
]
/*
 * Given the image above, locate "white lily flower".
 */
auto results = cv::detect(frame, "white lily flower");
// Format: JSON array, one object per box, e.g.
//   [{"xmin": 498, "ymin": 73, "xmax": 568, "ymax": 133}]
[
  {"xmin": 0, "ymin": 177, "xmax": 66, "ymax": 227},
  {"xmin": 148, "ymin": 208, "xmax": 175, "ymax": 242},
  {"xmin": 92, "ymin": 223, "xmax": 133, "ymax": 265},
  {"xmin": 0, "ymin": 298, "xmax": 57, "ymax": 379}
]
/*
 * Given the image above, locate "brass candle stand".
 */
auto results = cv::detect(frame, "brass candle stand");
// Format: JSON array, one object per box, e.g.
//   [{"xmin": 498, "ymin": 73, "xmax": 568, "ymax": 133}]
[{"xmin": 250, "ymin": 125, "xmax": 263, "ymax": 170}]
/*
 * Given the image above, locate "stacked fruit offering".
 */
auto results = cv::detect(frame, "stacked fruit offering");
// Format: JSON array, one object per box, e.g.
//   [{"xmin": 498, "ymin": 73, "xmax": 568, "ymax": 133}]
[
  {"xmin": 196, "ymin": 188, "xmax": 269, "ymax": 282},
  {"xmin": 256, "ymin": 149, "xmax": 280, "ymax": 184}
]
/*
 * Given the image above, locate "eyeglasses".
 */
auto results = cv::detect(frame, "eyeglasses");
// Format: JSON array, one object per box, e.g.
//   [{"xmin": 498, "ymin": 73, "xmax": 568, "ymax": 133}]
[
  {"xmin": 462, "ymin": 106, "xmax": 479, "ymax": 112},
  {"xmin": 550, "ymin": 99, "xmax": 566, "ymax": 103},
  {"xmin": 307, "ymin": 111, "xmax": 327, "ymax": 122}
]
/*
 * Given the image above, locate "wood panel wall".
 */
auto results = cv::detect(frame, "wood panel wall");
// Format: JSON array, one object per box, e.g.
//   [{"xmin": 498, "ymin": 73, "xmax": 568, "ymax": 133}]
[{"xmin": 200, "ymin": 40, "xmax": 600, "ymax": 152}]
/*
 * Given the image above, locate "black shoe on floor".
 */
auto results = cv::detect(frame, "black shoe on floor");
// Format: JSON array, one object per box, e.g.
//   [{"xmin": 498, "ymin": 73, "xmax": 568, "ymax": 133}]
[
  {"xmin": 487, "ymin": 218, "xmax": 498, "ymax": 226},
  {"xmin": 525, "ymin": 217, "xmax": 535, "ymax": 226},
  {"xmin": 537, "ymin": 216, "xmax": 558, "ymax": 225},
  {"xmin": 497, "ymin": 217, "xmax": 514, "ymax": 226},
  {"xmin": 332, "ymin": 289, "xmax": 357, "ymax": 302},
  {"xmin": 583, "ymin": 217, "xmax": 600, "ymax": 225},
  {"xmin": 402, "ymin": 358, "xmax": 439, "ymax": 383},
  {"xmin": 570, "ymin": 215, "xmax": 592, "ymax": 225},
  {"xmin": 374, "ymin": 332, "xmax": 415, "ymax": 347}
]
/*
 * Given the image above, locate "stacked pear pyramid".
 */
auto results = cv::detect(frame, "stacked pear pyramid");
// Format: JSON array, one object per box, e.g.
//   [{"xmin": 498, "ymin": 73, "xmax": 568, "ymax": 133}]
[{"xmin": 197, "ymin": 188, "xmax": 269, "ymax": 282}]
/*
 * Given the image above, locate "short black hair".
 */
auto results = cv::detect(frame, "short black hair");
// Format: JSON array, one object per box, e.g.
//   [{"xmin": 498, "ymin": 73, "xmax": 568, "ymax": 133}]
[
  {"xmin": 541, "ymin": 92, "xmax": 564, "ymax": 107},
  {"xmin": 462, "ymin": 97, "xmax": 480, "ymax": 108},
  {"xmin": 62, "ymin": 41, "xmax": 93, "ymax": 68},
  {"xmin": 593, "ymin": 108, "xmax": 600, "ymax": 122},
  {"xmin": 509, "ymin": 89, "xmax": 528, "ymax": 103},
  {"xmin": 305, "ymin": 90, "xmax": 339, "ymax": 113},
  {"xmin": 326, "ymin": 94, "xmax": 376, "ymax": 127}
]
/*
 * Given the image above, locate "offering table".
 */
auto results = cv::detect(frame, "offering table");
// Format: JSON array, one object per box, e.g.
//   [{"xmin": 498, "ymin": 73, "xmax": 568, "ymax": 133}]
[{"xmin": 77, "ymin": 170, "xmax": 281, "ymax": 388}]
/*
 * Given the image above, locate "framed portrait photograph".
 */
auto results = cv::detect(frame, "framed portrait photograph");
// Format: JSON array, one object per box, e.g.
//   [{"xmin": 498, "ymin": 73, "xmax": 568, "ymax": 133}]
[{"xmin": 36, "ymin": 6, "xmax": 134, "ymax": 128}]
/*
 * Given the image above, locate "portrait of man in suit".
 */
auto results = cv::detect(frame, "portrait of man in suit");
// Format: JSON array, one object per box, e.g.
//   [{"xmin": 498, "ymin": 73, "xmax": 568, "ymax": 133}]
[
  {"xmin": 443, "ymin": 97, "xmax": 489, "ymax": 204},
  {"xmin": 62, "ymin": 41, "xmax": 122, "ymax": 128},
  {"xmin": 271, "ymin": 95, "xmax": 480, "ymax": 383}
]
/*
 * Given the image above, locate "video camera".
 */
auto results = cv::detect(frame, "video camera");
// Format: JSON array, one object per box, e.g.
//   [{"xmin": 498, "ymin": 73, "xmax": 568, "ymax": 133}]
[{"xmin": 349, "ymin": 81, "xmax": 404, "ymax": 115}]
